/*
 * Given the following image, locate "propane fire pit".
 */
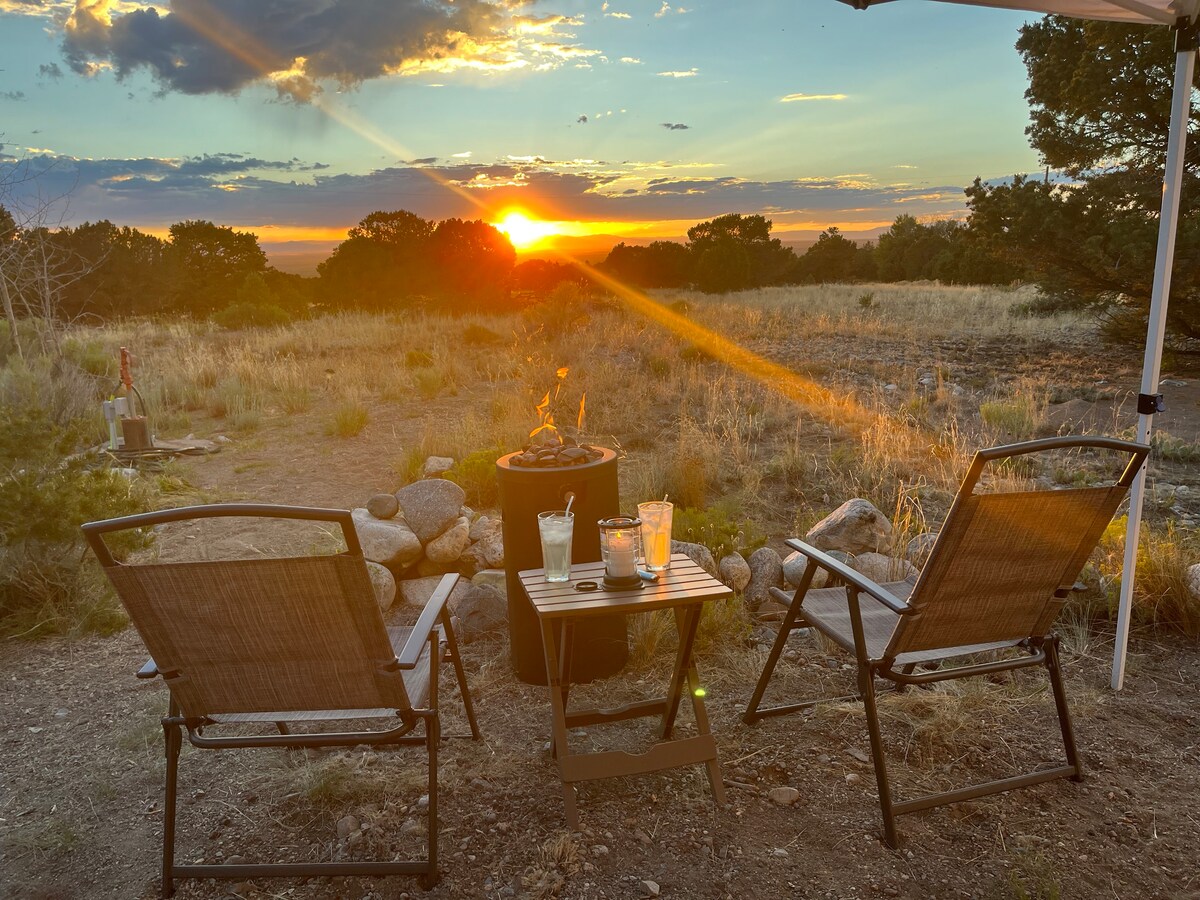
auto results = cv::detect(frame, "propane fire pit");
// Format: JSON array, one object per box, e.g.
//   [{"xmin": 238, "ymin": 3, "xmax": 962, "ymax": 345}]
[{"xmin": 496, "ymin": 369, "xmax": 629, "ymax": 685}]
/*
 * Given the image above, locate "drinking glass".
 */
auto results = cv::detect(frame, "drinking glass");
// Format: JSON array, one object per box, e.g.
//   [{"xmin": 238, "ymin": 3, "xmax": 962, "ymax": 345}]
[
  {"xmin": 638, "ymin": 501, "xmax": 674, "ymax": 572},
  {"xmin": 538, "ymin": 510, "xmax": 574, "ymax": 582}
]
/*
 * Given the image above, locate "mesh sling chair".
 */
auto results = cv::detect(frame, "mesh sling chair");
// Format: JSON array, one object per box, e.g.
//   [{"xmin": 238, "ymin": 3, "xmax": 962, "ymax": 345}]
[
  {"xmin": 81, "ymin": 503, "xmax": 481, "ymax": 897},
  {"xmin": 743, "ymin": 436, "xmax": 1148, "ymax": 848}
]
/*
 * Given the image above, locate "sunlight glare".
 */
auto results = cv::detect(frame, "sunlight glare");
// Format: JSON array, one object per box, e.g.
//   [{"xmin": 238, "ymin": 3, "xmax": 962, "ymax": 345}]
[{"xmin": 495, "ymin": 210, "xmax": 558, "ymax": 250}]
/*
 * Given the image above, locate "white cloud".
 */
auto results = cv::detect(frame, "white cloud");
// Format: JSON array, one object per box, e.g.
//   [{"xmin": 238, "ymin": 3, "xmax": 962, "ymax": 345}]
[
  {"xmin": 780, "ymin": 93, "xmax": 848, "ymax": 103},
  {"xmin": 657, "ymin": 68, "xmax": 698, "ymax": 78},
  {"xmin": 655, "ymin": 2, "xmax": 689, "ymax": 17},
  {"xmin": 619, "ymin": 56, "xmax": 641, "ymax": 64}
]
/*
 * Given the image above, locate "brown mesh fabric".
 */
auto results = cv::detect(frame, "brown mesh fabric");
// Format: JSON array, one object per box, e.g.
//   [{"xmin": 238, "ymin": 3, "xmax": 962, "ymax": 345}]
[
  {"xmin": 889, "ymin": 486, "xmax": 1124, "ymax": 656},
  {"xmin": 107, "ymin": 555, "xmax": 410, "ymax": 719}
]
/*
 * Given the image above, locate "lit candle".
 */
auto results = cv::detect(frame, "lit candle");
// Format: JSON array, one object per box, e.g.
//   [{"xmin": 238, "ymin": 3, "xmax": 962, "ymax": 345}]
[{"xmin": 607, "ymin": 530, "xmax": 637, "ymax": 578}]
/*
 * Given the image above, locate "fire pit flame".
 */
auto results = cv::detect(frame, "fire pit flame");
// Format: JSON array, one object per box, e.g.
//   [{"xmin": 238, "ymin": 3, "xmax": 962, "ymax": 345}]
[{"xmin": 512, "ymin": 368, "xmax": 602, "ymax": 467}]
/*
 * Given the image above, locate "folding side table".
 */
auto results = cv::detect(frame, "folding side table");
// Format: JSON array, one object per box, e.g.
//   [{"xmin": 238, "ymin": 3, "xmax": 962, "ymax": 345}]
[{"xmin": 519, "ymin": 553, "xmax": 730, "ymax": 828}]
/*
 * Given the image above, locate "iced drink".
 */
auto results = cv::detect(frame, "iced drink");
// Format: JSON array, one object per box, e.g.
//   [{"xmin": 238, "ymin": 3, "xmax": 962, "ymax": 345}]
[
  {"xmin": 638, "ymin": 501, "xmax": 673, "ymax": 572},
  {"xmin": 538, "ymin": 510, "xmax": 574, "ymax": 582}
]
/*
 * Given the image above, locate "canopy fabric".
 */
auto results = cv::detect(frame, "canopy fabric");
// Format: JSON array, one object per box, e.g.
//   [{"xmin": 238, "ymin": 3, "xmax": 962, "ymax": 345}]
[{"xmin": 838, "ymin": 0, "xmax": 1200, "ymax": 25}]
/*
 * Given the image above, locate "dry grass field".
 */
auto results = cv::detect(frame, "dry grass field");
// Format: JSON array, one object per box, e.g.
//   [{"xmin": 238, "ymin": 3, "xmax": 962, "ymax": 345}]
[{"xmin": 2, "ymin": 282, "xmax": 1199, "ymax": 899}]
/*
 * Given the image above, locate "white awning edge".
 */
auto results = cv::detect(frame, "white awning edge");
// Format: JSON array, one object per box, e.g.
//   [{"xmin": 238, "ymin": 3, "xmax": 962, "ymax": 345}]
[{"xmin": 842, "ymin": 0, "xmax": 1200, "ymax": 25}]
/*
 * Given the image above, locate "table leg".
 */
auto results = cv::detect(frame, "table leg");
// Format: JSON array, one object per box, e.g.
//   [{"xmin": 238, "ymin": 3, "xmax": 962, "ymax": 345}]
[
  {"xmin": 685, "ymin": 658, "xmax": 726, "ymax": 807},
  {"xmin": 660, "ymin": 604, "xmax": 702, "ymax": 740},
  {"xmin": 539, "ymin": 617, "xmax": 580, "ymax": 830}
]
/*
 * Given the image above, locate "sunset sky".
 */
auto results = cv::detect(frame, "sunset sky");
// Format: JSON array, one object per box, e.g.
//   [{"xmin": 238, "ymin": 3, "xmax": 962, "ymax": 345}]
[{"xmin": 0, "ymin": 0, "xmax": 1052, "ymax": 259}]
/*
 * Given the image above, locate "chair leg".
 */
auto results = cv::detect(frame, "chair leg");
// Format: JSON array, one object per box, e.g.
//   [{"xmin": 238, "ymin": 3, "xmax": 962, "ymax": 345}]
[
  {"xmin": 859, "ymin": 666, "xmax": 899, "ymax": 849},
  {"xmin": 440, "ymin": 609, "xmax": 480, "ymax": 740},
  {"xmin": 420, "ymin": 712, "xmax": 441, "ymax": 890},
  {"xmin": 1045, "ymin": 636, "xmax": 1083, "ymax": 782},
  {"xmin": 742, "ymin": 587, "xmax": 807, "ymax": 724},
  {"xmin": 161, "ymin": 716, "xmax": 183, "ymax": 899}
]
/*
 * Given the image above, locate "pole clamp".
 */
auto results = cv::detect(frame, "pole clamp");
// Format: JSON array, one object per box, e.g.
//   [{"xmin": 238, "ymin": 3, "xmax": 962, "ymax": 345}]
[{"xmin": 1137, "ymin": 392, "xmax": 1165, "ymax": 415}]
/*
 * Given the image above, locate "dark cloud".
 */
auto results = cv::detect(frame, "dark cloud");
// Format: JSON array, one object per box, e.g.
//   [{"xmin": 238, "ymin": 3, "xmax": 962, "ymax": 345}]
[
  {"xmin": 38, "ymin": 62, "xmax": 64, "ymax": 80},
  {"xmin": 60, "ymin": 0, "xmax": 557, "ymax": 99},
  {"xmin": 577, "ymin": 115, "xmax": 588, "ymax": 124},
  {"xmin": 404, "ymin": 157, "xmax": 439, "ymax": 165},
  {"xmin": 661, "ymin": 123, "xmax": 688, "ymax": 130},
  {"xmin": 0, "ymin": 151, "xmax": 968, "ymax": 232},
  {"xmin": 1, "ymin": 91, "xmax": 27, "ymax": 101}
]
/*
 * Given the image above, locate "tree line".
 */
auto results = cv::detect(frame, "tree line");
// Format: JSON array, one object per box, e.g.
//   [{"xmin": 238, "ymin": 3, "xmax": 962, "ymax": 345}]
[{"xmin": 3, "ymin": 16, "xmax": 1199, "ymax": 351}]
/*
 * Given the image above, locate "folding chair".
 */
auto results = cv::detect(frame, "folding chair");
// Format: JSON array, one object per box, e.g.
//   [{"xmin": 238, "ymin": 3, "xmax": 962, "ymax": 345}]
[
  {"xmin": 82, "ymin": 503, "xmax": 480, "ymax": 896},
  {"xmin": 743, "ymin": 436, "xmax": 1148, "ymax": 847}
]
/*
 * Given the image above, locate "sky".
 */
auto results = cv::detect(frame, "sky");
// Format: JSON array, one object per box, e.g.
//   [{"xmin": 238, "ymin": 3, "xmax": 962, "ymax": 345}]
[{"xmin": 0, "ymin": 0, "xmax": 1052, "ymax": 259}]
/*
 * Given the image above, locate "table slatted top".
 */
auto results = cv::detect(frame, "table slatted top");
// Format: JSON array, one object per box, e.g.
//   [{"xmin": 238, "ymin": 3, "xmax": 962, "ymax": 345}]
[{"xmin": 520, "ymin": 553, "xmax": 733, "ymax": 620}]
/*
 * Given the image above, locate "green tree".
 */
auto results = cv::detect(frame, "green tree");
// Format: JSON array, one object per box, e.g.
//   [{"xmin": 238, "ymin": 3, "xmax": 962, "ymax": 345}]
[
  {"xmin": 966, "ymin": 17, "xmax": 1200, "ymax": 348},
  {"xmin": 318, "ymin": 210, "xmax": 434, "ymax": 310},
  {"xmin": 791, "ymin": 227, "xmax": 862, "ymax": 283},
  {"xmin": 686, "ymin": 213, "xmax": 794, "ymax": 293},
  {"xmin": 427, "ymin": 218, "xmax": 516, "ymax": 311},
  {"xmin": 601, "ymin": 240, "xmax": 692, "ymax": 288},
  {"xmin": 51, "ymin": 220, "xmax": 169, "ymax": 319},
  {"xmin": 167, "ymin": 220, "xmax": 267, "ymax": 317}
]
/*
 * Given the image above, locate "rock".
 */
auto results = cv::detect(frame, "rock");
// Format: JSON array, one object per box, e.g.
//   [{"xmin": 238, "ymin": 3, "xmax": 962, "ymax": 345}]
[
  {"xmin": 471, "ymin": 569, "xmax": 507, "ymax": 597},
  {"xmin": 351, "ymin": 508, "xmax": 423, "ymax": 569},
  {"xmin": 743, "ymin": 546, "xmax": 784, "ymax": 610},
  {"xmin": 399, "ymin": 575, "xmax": 470, "ymax": 609},
  {"xmin": 366, "ymin": 492, "xmax": 399, "ymax": 520},
  {"xmin": 336, "ymin": 815, "xmax": 360, "ymax": 840},
  {"xmin": 365, "ymin": 561, "xmax": 397, "ymax": 611},
  {"xmin": 395, "ymin": 479, "xmax": 466, "ymax": 545},
  {"xmin": 426, "ymin": 516, "xmax": 471, "ymax": 564},
  {"xmin": 671, "ymin": 540, "xmax": 718, "ymax": 578},
  {"xmin": 468, "ymin": 515, "xmax": 494, "ymax": 542},
  {"xmin": 845, "ymin": 773, "xmax": 863, "ymax": 786},
  {"xmin": 718, "ymin": 552, "xmax": 752, "ymax": 592},
  {"xmin": 466, "ymin": 517, "xmax": 505, "ymax": 567},
  {"xmin": 850, "ymin": 552, "xmax": 918, "ymax": 585},
  {"xmin": 1187, "ymin": 563, "xmax": 1200, "ymax": 605},
  {"xmin": 640, "ymin": 880, "xmax": 661, "ymax": 897},
  {"xmin": 423, "ymin": 455, "xmax": 455, "ymax": 477},
  {"xmin": 416, "ymin": 557, "xmax": 458, "ymax": 577},
  {"xmin": 782, "ymin": 550, "xmax": 829, "ymax": 589},
  {"xmin": 767, "ymin": 786, "xmax": 801, "ymax": 807},
  {"xmin": 805, "ymin": 498, "xmax": 892, "ymax": 555},
  {"xmin": 905, "ymin": 532, "xmax": 938, "ymax": 567},
  {"xmin": 448, "ymin": 584, "xmax": 507, "ymax": 642}
]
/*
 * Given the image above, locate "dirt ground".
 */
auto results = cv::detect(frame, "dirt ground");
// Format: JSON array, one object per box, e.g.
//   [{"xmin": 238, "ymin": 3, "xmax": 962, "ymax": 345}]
[{"xmin": 2, "ymin": 321, "xmax": 1199, "ymax": 900}]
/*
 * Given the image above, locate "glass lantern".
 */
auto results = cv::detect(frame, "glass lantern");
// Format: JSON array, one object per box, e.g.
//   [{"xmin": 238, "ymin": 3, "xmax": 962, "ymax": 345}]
[{"xmin": 597, "ymin": 515, "xmax": 642, "ymax": 589}]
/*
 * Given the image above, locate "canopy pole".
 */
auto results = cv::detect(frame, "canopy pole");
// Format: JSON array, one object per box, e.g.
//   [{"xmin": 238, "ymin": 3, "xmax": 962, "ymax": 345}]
[{"xmin": 1111, "ymin": 21, "xmax": 1197, "ymax": 690}]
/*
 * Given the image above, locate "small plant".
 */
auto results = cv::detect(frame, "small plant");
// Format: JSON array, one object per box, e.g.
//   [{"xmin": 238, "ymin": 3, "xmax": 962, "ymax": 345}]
[
  {"xmin": 212, "ymin": 301, "xmax": 290, "ymax": 330},
  {"xmin": 646, "ymin": 354, "xmax": 672, "ymax": 378},
  {"xmin": 672, "ymin": 501, "xmax": 766, "ymax": 562},
  {"xmin": 857, "ymin": 291, "xmax": 875, "ymax": 310},
  {"xmin": 444, "ymin": 447, "xmax": 505, "ymax": 509},
  {"xmin": 412, "ymin": 368, "xmax": 444, "ymax": 400},
  {"xmin": 461, "ymin": 323, "xmax": 504, "ymax": 347},
  {"xmin": 980, "ymin": 397, "xmax": 1040, "ymax": 438},
  {"xmin": 1150, "ymin": 430, "xmax": 1200, "ymax": 464},
  {"xmin": 404, "ymin": 349, "xmax": 434, "ymax": 369},
  {"xmin": 327, "ymin": 400, "xmax": 370, "ymax": 438}
]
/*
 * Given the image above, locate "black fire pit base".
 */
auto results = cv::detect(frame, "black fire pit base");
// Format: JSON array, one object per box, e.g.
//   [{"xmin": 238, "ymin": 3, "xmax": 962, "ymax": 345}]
[{"xmin": 601, "ymin": 574, "xmax": 644, "ymax": 591}]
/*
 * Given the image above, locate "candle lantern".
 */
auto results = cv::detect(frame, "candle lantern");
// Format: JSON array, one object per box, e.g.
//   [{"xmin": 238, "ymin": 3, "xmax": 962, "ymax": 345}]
[{"xmin": 597, "ymin": 515, "xmax": 642, "ymax": 589}]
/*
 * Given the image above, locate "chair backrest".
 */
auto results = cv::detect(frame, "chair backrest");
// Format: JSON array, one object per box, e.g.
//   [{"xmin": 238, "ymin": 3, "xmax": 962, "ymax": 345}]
[
  {"xmin": 83, "ymin": 504, "xmax": 410, "ymax": 720},
  {"xmin": 887, "ymin": 437, "xmax": 1148, "ymax": 659}
]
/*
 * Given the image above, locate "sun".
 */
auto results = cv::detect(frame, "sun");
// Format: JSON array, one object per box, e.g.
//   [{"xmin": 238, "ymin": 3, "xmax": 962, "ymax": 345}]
[{"xmin": 495, "ymin": 210, "xmax": 558, "ymax": 250}]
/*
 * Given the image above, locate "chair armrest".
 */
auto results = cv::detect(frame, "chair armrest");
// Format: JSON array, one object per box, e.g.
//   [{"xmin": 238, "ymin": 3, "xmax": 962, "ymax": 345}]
[
  {"xmin": 137, "ymin": 658, "xmax": 159, "ymax": 679},
  {"xmin": 783, "ymin": 538, "xmax": 913, "ymax": 615},
  {"xmin": 396, "ymin": 573, "xmax": 460, "ymax": 669}
]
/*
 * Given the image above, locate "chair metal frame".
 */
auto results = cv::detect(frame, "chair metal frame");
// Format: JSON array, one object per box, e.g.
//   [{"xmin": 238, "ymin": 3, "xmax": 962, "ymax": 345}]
[
  {"xmin": 83, "ymin": 503, "xmax": 480, "ymax": 896},
  {"xmin": 743, "ymin": 436, "xmax": 1148, "ymax": 848}
]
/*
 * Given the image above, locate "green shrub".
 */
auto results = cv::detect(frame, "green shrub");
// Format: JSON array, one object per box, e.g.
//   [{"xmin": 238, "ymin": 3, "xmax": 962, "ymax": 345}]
[
  {"xmin": 213, "ymin": 302, "xmax": 291, "ymax": 330},
  {"xmin": 404, "ymin": 349, "xmax": 435, "ymax": 369},
  {"xmin": 445, "ymin": 447, "xmax": 505, "ymax": 509},
  {"xmin": 326, "ymin": 401, "xmax": 370, "ymax": 438},
  {"xmin": 979, "ymin": 398, "xmax": 1037, "ymax": 437},
  {"xmin": 461, "ymin": 323, "xmax": 504, "ymax": 347},
  {"xmin": 0, "ymin": 407, "xmax": 155, "ymax": 638},
  {"xmin": 672, "ymin": 500, "xmax": 766, "ymax": 563}
]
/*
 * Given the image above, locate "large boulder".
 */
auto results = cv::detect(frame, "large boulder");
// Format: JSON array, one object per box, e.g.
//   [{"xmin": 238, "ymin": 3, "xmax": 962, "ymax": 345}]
[
  {"xmin": 743, "ymin": 546, "xmax": 784, "ymax": 610},
  {"xmin": 1187, "ymin": 563, "xmax": 1200, "ymax": 605},
  {"xmin": 671, "ymin": 540, "xmax": 718, "ymax": 578},
  {"xmin": 850, "ymin": 552, "xmax": 918, "ymax": 585},
  {"xmin": 351, "ymin": 508, "xmax": 423, "ymax": 569},
  {"xmin": 448, "ymin": 583, "xmax": 507, "ymax": 642},
  {"xmin": 365, "ymin": 561, "xmax": 397, "ymax": 612},
  {"xmin": 398, "ymin": 575, "xmax": 470, "ymax": 609},
  {"xmin": 718, "ymin": 552, "xmax": 752, "ymax": 592},
  {"xmin": 425, "ymin": 516, "xmax": 471, "ymax": 564},
  {"xmin": 805, "ymin": 499, "xmax": 892, "ymax": 555},
  {"xmin": 782, "ymin": 550, "xmax": 829, "ymax": 589},
  {"xmin": 905, "ymin": 532, "xmax": 938, "ymax": 568},
  {"xmin": 395, "ymin": 479, "xmax": 466, "ymax": 545}
]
